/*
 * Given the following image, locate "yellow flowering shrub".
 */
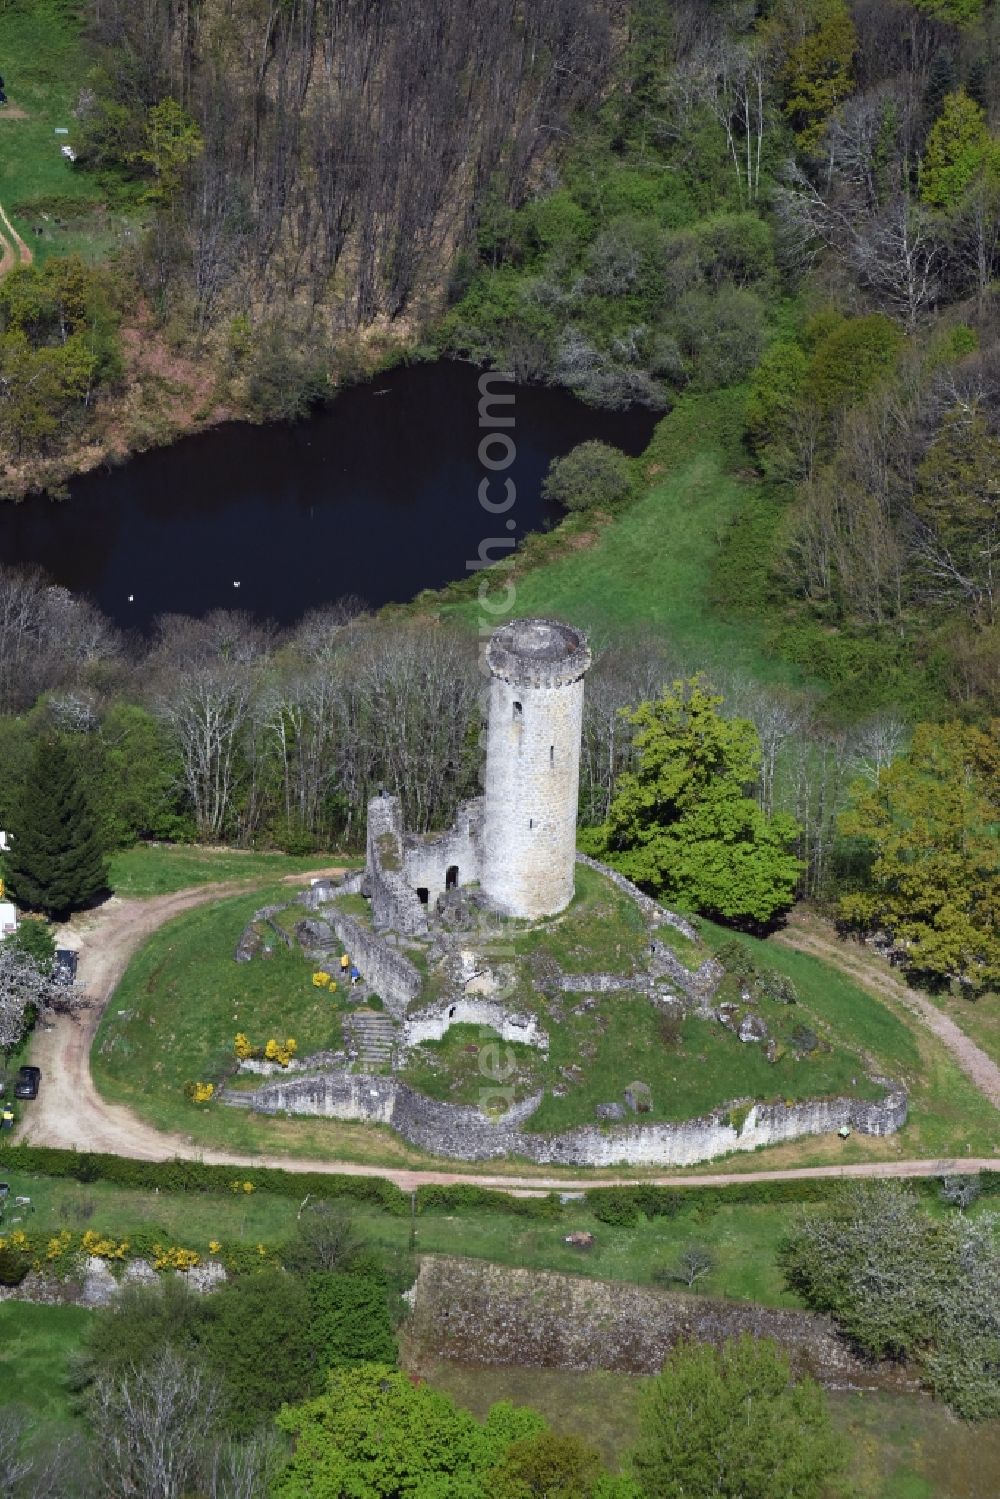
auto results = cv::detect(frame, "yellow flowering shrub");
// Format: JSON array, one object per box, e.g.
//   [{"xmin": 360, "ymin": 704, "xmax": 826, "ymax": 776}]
[
  {"xmin": 152, "ymin": 1244, "xmax": 200, "ymax": 1272},
  {"xmin": 264, "ymin": 1037, "xmax": 297, "ymax": 1067},
  {"xmin": 312, "ymin": 971, "xmax": 331, "ymax": 988},
  {"xmin": 208, "ymin": 1240, "xmax": 222, "ymax": 1254},
  {"xmin": 184, "ymin": 1080, "xmax": 215, "ymax": 1103},
  {"xmin": 230, "ymin": 1179, "xmax": 256, "ymax": 1194},
  {"xmin": 82, "ymin": 1230, "xmax": 130, "ymax": 1260},
  {"xmin": 46, "ymin": 1231, "xmax": 73, "ymax": 1261},
  {"xmin": 234, "ymin": 1032, "xmax": 260, "ymax": 1060}
]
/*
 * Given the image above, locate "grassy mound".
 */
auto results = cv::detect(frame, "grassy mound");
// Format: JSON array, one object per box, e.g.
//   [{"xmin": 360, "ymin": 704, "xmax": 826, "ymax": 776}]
[
  {"xmin": 93, "ymin": 887, "xmax": 347, "ymax": 1114},
  {"xmin": 90, "ymin": 868, "xmax": 1000, "ymax": 1164}
]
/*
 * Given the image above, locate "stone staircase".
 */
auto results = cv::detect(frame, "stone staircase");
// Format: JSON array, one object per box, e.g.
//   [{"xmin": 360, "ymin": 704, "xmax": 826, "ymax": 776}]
[{"xmin": 346, "ymin": 1010, "xmax": 398, "ymax": 1071}]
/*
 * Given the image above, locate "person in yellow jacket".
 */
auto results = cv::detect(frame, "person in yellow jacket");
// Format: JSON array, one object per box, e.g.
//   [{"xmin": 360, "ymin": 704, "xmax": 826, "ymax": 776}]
[{"xmin": 340, "ymin": 952, "xmax": 350, "ymax": 977}]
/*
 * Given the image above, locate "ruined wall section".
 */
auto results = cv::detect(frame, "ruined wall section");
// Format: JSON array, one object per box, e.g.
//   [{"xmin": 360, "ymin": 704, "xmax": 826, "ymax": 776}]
[
  {"xmin": 366, "ymin": 795, "xmax": 429, "ymax": 937},
  {"xmin": 402, "ymin": 998, "xmax": 547, "ymax": 1050},
  {"xmin": 322, "ymin": 910, "xmax": 422, "ymax": 1018},
  {"xmin": 402, "ymin": 798, "xmax": 484, "ymax": 906}
]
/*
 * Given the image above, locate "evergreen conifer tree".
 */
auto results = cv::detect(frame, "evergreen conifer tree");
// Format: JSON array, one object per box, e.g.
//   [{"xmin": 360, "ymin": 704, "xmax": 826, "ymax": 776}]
[{"xmin": 5, "ymin": 737, "xmax": 109, "ymax": 918}]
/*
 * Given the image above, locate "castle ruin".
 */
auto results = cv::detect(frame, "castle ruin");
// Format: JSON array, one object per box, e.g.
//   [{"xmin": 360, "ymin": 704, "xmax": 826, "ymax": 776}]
[{"xmin": 366, "ymin": 617, "xmax": 591, "ymax": 929}]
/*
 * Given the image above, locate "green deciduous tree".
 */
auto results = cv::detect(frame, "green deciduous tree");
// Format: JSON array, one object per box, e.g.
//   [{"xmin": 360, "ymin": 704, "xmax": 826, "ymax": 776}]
[
  {"xmin": 921, "ymin": 90, "xmax": 1000, "ymax": 211},
  {"xmin": 630, "ymin": 1335, "xmax": 842, "ymax": 1499},
  {"xmin": 490, "ymin": 1430, "xmax": 604, "ymax": 1499},
  {"xmin": 130, "ymin": 97, "xmax": 203, "ymax": 205},
  {"xmin": 911, "ymin": 0, "xmax": 983, "ymax": 26},
  {"xmin": 0, "ymin": 258, "xmax": 121, "ymax": 462},
  {"xmin": 910, "ymin": 404, "xmax": 1000, "ymax": 623},
  {"xmin": 7, "ymin": 916, "xmax": 56, "ymax": 973},
  {"xmin": 838, "ymin": 720, "xmax": 1000, "ymax": 988},
  {"xmin": 590, "ymin": 680, "xmax": 801, "ymax": 925},
  {"xmin": 542, "ymin": 442, "xmax": 638, "ymax": 513},
  {"xmin": 773, "ymin": 0, "xmax": 857, "ymax": 152},
  {"xmin": 780, "ymin": 1182, "xmax": 1000, "ymax": 1419},
  {"xmin": 275, "ymin": 1364, "xmax": 546, "ymax": 1499},
  {"xmin": 5, "ymin": 737, "xmax": 109, "ymax": 918}
]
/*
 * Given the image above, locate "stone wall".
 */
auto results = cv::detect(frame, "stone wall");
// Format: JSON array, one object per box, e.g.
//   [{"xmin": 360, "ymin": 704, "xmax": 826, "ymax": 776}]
[
  {"xmin": 575, "ymin": 853, "xmax": 699, "ymax": 941},
  {"xmin": 406, "ymin": 1256, "xmax": 917, "ymax": 1391},
  {"xmin": 366, "ymin": 795, "xmax": 429, "ymax": 937},
  {"xmin": 224, "ymin": 1066, "xmax": 906, "ymax": 1168},
  {"xmin": 402, "ymin": 798, "xmax": 484, "ymax": 908},
  {"xmin": 234, "ymin": 903, "xmax": 294, "ymax": 962},
  {"xmin": 402, "ymin": 998, "xmax": 548, "ymax": 1051},
  {"xmin": 324, "ymin": 910, "xmax": 422, "ymax": 1018}
]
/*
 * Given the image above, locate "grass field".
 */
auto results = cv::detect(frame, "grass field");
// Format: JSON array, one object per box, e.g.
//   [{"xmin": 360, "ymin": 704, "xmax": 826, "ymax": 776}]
[
  {"xmin": 92, "ymin": 884, "xmax": 348, "ymax": 1107},
  {"xmin": 529, "ymin": 994, "xmax": 882, "ymax": 1133},
  {"xmin": 509, "ymin": 862, "xmax": 655, "ymax": 974},
  {"xmin": 0, "ymin": 1166, "xmax": 810, "ymax": 1305},
  {"xmin": 107, "ymin": 843, "xmax": 351, "ymax": 898},
  {"xmin": 0, "ymin": 1302, "xmax": 92, "ymax": 1425},
  {"xmin": 707, "ymin": 923, "xmax": 1000, "ymax": 1162},
  {"xmin": 0, "ymin": 0, "xmax": 139, "ymax": 264},
  {"xmin": 431, "ymin": 391, "xmax": 805, "ymax": 690}
]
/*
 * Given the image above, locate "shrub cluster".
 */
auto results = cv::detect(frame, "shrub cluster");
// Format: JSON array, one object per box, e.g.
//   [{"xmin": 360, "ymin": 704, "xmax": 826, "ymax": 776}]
[
  {"xmin": 0, "ymin": 1144, "xmax": 410, "ymax": 1213},
  {"xmin": 414, "ymin": 1185, "xmax": 563, "ymax": 1219}
]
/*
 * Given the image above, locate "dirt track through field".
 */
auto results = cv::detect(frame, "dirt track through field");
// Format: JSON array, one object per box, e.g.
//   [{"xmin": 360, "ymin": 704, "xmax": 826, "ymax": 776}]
[
  {"xmin": 776, "ymin": 911, "xmax": 1000, "ymax": 1109},
  {"xmin": 0, "ymin": 202, "xmax": 32, "ymax": 279},
  {"xmin": 16, "ymin": 883, "xmax": 1000, "ymax": 1194}
]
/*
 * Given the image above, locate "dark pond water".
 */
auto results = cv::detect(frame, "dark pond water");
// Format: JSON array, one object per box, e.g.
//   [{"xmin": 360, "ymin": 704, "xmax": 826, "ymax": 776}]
[{"xmin": 0, "ymin": 361, "xmax": 659, "ymax": 631}]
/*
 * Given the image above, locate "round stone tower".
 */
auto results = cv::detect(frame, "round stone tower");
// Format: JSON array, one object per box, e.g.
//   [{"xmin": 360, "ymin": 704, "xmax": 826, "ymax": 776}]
[{"xmin": 481, "ymin": 618, "xmax": 592, "ymax": 919}]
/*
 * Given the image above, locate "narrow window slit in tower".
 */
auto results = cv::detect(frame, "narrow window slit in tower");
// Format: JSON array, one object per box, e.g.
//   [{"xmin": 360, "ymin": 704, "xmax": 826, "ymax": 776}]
[
  {"xmin": 513, "ymin": 700, "xmax": 523, "ymax": 720},
  {"xmin": 550, "ymin": 744, "xmax": 554, "ymax": 767},
  {"xmin": 529, "ymin": 818, "xmax": 534, "ymax": 829}
]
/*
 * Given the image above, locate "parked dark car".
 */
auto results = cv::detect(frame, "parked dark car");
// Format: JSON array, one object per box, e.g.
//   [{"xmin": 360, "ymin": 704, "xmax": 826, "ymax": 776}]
[
  {"xmin": 53, "ymin": 949, "xmax": 78, "ymax": 985},
  {"xmin": 13, "ymin": 1066, "xmax": 40, "ymax": 1100}
]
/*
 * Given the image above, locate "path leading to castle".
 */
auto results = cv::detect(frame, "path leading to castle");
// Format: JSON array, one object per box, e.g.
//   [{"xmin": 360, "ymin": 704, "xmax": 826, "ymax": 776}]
[
  {"xmin": 18, "ymin": 882, "xmax": 1000, "ymax": 1193},
  {"xmin": 775, "ymin": 911, "xmax": 1000, "ymax": 1110},
  {"xmin": 0, "ymin": 202, "xmax": 33, "ymax": 280}
]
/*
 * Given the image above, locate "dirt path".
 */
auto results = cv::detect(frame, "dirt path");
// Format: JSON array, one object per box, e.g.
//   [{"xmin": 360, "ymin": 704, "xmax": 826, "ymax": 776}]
[
  {"xmin": 776, "ymin": 911, "xmax": 1000, "ymax": 1110},
  {"xmin": 17, "ymin": 882, "xmax": 1000, "ymax": 1194},
  {"xmin": 0, "ymin": 202, "xmax": 32, "ymax": 279}
]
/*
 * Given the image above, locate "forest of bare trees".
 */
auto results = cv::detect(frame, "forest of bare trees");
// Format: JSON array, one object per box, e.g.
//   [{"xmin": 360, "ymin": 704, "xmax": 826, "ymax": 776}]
[
  {"xmin": 80, "ymin": 0, "xmax": 615, "ymax": 349},
  {"xmin": 0, "ymin": 564, "xmax": 911, "ymax": 902}
]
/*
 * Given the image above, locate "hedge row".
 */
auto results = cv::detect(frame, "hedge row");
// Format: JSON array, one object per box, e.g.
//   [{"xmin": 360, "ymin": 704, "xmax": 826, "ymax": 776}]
[
  {"xmin": 0, "ymin": 1145, "xmax": 409, "ymax": 1214},
  {"xmin": 2, "ymin": 1145, "xmax": 989, "ymax": 1223},
  {"xmin": 583, "ymin": 1175, "xmax": 960, "ymax": 1225},
  {"xmin": 413, "ymin": 1184, "xmax": 563, "ymax": 1219}
]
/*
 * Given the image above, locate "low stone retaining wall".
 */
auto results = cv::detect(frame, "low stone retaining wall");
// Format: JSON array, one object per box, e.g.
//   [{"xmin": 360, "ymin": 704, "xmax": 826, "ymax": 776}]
[
  {"xmin": 235, "ymin": 903, "xmax": 294, "ymax": 962},
  {"xmin": 223, "ymin": 1066, "xmax": 906, "ymax": 1168},
  {"xmin": 406, "ymin": 1256, "xmax": 918, "ymax": 1391},
  {"xmin": 403, "ymin": 999, "xmax": 548, "ymax": 1051},
  {"xmin": 575, "ymin": 854, "xmax": 699, "ymax": 941},
  {"xmin": 0, "ymin": 1257, "xmax": 227, "ymax": 1309},
  {"xmin": 323, "ymin": 911, "xmax": 422, "ymax": 1017}
]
